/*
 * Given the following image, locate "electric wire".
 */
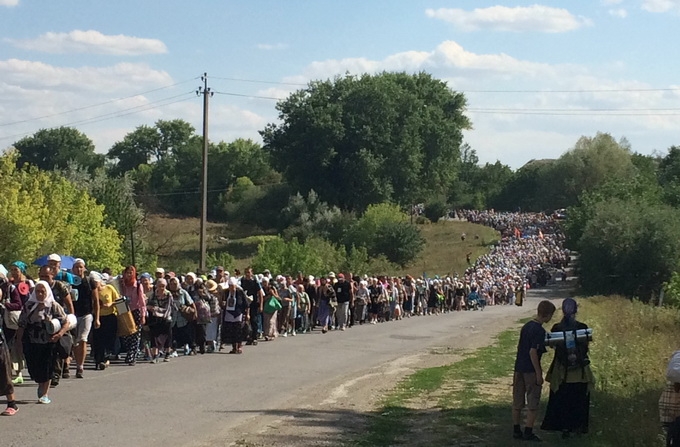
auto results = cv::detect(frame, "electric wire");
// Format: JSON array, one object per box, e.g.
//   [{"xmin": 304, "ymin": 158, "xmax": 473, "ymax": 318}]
[{"xmin": 0, "ymin": 78, "xmax": 199, "ymax": 128}]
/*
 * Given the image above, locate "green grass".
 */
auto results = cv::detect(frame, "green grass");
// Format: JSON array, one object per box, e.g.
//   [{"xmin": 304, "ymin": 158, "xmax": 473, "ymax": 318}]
[
  {"xmin": 356, "ymin": 298, "xmax": 680, "ymax": 446},
  {"xmin": 144, "ymin": 214, "xmax": 498, "ymax": 276}
]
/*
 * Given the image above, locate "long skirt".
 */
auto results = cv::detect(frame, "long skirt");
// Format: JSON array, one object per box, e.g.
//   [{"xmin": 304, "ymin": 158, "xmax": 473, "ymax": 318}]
[
  {"xmin": 122, "ymin": 309, "xmax": 143, "ymax": 363},
  {"xmin": 263, "ymin": 312, "xmax": 277, "ymax": 338},
  {"xmin": 317, "ymin": 301, "xmax": 334, "ymax": 328},
  {"xmin": 541, "ymin": 382, "xmax": 590, "ymax": 433},
  {"xmin": 221, "ymin": 321, "xmax": 246, "ymax": 344},
  {"xmin": 23, "ymin": 342, "xmax": 57, "ymax": 384}
]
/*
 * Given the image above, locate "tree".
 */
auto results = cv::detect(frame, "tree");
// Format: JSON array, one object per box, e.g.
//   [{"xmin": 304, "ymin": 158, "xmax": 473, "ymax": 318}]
[
  {"xmin": 373, "ymin": 220, "xmax": 425, "ymax": 267},
  {"xmin": 261, "ymin": 72, "xmax": 471, "ymax": 211},
  {"xmin": 107, "ymin": 119, "xmax": 196, "ymax": 176},
  {"xmin": 60, "ymin": 162, "xmax": 153, "ymax": 269},
  {"xmin": 13, "ymin": 127, "xmax": 104, "ymax": 173},
  {"xmin": 0, "ymin": 151, "xmax": 123, "ymax": 271},
  {"xmin": 280, "ymin": 190, "xmax": 343, "ymax": 241},
  {"xmin": 578, "ymin": 199, "xmax": 680, "ymax": 301}
]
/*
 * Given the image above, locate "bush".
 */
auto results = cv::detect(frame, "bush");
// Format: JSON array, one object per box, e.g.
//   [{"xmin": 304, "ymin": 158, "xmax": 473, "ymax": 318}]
[
  {"xmin": 415, "ymin": 216, "xmax": 431, "ymax": 225},
  {"xmin": 206, "ymin": 251, "xmax": 235, "ymax": 272},
  {"xmin": 423, "ymin": 198, "xmax": 448, "ymax": 222},
  {"xmin": 373, "ymin": 221, "xmax": 425, "ymax": 267},
  {"xmin": 578, "ymin": 199, "xmax": 680, "ymax": 300}
]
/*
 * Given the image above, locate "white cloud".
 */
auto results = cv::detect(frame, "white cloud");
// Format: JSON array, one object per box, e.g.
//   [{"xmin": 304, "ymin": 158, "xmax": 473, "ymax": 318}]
[
  {"xmin": 0, "ymin": 0, "xmax": 18, "ymax": 6},
  {"xmin": 609, "ymin": 8, "xmax": 629, "ymax": 17},
  {"xmin": 601, "ymin": 0, "xmax": 623, "ymax": 5},
  {"xmin": 642, "ymin": 0, "xmax": 680, "ymax": 12},
  {"xmin": 256, "ymin": 43, "xmax": 288, "ymax": 51},
  {"xmin": 425, "ymin": 5, "xmax": 592, "ymax": 33},
  {"xmin": 7, "ymin": 30, "xmax": 167, "ymax": 55}
]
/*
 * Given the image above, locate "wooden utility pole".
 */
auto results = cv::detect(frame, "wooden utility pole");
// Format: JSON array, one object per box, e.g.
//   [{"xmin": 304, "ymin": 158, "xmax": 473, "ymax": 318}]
[{"xmin": 197, "ymin": 73, "xmax": 212, "ymax": 272}]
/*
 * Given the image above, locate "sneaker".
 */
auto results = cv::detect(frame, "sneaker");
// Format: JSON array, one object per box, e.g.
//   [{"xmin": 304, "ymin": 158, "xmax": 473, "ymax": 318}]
[
  {"xmin": 524, "ymin": 433, "xmax": 542, "ymax": 442},
  {"xmin": 282, "ymin": 333, "xmax": 288, "ymax": 338},
  {"xmin": 171, "ymin": 351, "xmax": 179, "ymax": 358},
  {"xmin": 149, "ymin": 357, "xmax": 158, "ymax": 364},
  {"xmin": 76, "ymin": 368, "xmax": 84, "ymax": 379},
  {"xmin": 11, "ymin": 376, "xmax": 23, "ymax": 385},
  {"xmin": 291, "ymin": 331, "xmax": 296, "ymax": 337},
  {"xmin": 97, "ymin": 363, "xmax": 106, "ymax": 370},
  {"xmin": 50, "ymin": 379, "xmax": 59, "ymax": 388},
  {"xmin": 38, "ymin": 395, "xmax": 51, "ymax": 404},
  {"xmin": 62, "ymin": 370, "xmax": 70, "ymax": 379}
]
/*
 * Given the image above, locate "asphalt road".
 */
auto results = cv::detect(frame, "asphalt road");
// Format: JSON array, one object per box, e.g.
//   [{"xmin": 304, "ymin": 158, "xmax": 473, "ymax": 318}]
[{"xmin": 2, "ymin": 296, "xmax": 553, "ymax": 447}]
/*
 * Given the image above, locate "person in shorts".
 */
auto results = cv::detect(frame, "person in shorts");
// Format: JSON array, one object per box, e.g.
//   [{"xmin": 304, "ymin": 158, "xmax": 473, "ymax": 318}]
[{"xmin": 512, "ymin": 299, "xmax": 556, "ymax": 442}]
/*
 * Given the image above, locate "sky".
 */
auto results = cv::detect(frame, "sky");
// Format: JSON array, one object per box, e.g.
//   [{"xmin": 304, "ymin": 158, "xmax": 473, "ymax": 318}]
[{"xmin": 1, "ymin": 0, "xmax": 679, "ymax": 168}]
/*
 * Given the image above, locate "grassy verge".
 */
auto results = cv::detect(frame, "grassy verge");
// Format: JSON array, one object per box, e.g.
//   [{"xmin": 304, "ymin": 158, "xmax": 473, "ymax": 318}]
[{"xmin": 357, "ymin": 297, "xmax": 680, "ymax": 446}]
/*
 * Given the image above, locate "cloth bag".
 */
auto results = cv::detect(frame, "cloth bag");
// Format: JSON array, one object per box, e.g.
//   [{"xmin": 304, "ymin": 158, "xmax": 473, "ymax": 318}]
[{"xmin": 263, "ymin": 296, "xmax": 282, "ymax": 314}]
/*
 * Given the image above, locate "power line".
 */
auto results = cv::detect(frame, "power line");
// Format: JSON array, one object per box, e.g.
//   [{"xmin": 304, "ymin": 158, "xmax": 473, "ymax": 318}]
[
  {"xmin": 0, "ymin": 78, "xmax": 199, "ymax": 128},
  {"xmin": 213, "ymin": 91, "xmax": 283, "ymax": 100},
  {"xmin": 210, "ymin": 76, "xmax": 306, "ymax": 87},
  {"xmin": 463, "ymin": 87, "xmax": 680, "ymax": 93},
  {"xmin": 0, "ymin": 92, "xmax": 196, "ymax": 142}
]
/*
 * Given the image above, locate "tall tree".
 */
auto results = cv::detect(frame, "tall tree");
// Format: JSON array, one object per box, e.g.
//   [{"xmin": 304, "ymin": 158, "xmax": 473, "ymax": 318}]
[
  {"xmin": 13, "ymin": 127, "xmax": 104, "ymax": 173},
  {"xmin": 261, "ymin": 72, "xmax": 471, "ymax": 211},
  {"xmin": 107, "ymin": 119, "xmax": 196, "ymax": 176}
]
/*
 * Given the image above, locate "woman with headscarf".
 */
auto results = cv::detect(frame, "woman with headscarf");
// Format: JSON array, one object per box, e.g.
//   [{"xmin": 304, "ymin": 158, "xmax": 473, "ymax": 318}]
[
  {"xmin": 120, "ymin": 265, "xmax": 146, "ymax": 366},
  {"xmin": 204, "ymin": 280, "xmax": 221, "ymax": 352},
  {"xmin": 145, "ymin": 279, "xmax": 173, "ymax": 363},
  {"xmin": 541, "ymin": 298, "xmax": 595, "ymax": 438},
  {"xmin": 14, "ymin": 280, "xmax": 70, "ymax": 404},
  {"xmin": 261, "ymin": 278, "xmax": 280, "ymax": 341},
  {"xmin": 220, "ymin": 277, "xmax": 249, "ymax": 354}
]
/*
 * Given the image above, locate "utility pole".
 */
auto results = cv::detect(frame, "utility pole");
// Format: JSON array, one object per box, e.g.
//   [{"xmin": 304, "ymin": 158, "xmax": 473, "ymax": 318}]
[{"xmin": 197, "ymin": 73, "xmax": 212, "ymax": 272}]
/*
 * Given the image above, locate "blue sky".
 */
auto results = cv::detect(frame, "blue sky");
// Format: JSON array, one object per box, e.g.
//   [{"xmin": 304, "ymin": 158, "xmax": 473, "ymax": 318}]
[{"xmin": 1, "ymin": 0, "xmax": 679, "ymax": 168}]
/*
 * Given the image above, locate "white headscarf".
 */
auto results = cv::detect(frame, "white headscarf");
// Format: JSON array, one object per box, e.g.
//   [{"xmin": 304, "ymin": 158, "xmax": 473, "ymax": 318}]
[{"xmin": 25, "ymin": 280, "xmax": 55, "ymax": 316}]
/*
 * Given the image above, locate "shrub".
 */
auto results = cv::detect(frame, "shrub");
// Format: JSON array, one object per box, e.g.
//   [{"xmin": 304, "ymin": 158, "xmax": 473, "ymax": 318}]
[
  {"xmin": 373, "ymin": 221, "xmax": 425, "ymax": 267},
  {"xmin": 423, "ymin": 198, "xmax": 448, "ymax": 222}
]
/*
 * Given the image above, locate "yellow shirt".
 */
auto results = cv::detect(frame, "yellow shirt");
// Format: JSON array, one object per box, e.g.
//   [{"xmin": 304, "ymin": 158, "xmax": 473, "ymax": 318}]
[{"xmin": 99, "ymin": 284, "xmax": 120, "ymax": 317}]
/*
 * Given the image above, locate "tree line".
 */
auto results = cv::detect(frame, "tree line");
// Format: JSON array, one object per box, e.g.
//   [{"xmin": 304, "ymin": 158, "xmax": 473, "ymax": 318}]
[{"xmin": 3, "ymin": 71, "xmax": 680, "ymax": 301}]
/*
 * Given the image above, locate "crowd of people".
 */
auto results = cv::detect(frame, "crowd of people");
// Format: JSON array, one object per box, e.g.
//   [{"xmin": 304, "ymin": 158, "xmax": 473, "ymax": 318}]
[{"xmin": 0, "ymin": 210, "xmax": 569, "ymax": 416}]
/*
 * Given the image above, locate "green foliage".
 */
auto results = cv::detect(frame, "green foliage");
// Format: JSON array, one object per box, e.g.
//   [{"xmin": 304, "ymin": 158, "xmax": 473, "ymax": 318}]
[
  {"xmin": 373, "ymin": 221, "xmax": 425, "ymax": 267},
  {"xmin": 59, "ymin": 162, "xmax": 154, "ymax": 269},
  {"xmin": 578, "ymin": 199, "xmax": 680, "ymax": 300},
  {"xmin": 281, "ymin": 190, "xmax": 344, "ymax": 241},
  {"xmin": 262, "ymin": 71, "xmax": 471, "ymax": 211},
  {"xmin": 342, "ymin": 203, "xmax": 424, "ymax": 266},
  {"xmin": 0, "ymin": 151, "xmax": 123, "ymax": 271},
  {"xmin": 13, "ymin": 127, "xmax": 104, "ymax": 173},
  {"xmin": 663, "ymin": 272, "xmax": 680, "ymax": 308},
  {"xmin": 222, "ymin": 182, "xmax": 292, "ymax": 229},
  {"xmin": 251, "ymin": 235, "xmax": 398, "ymax": 277},
  {"xmin": 206, "ymin": 250, "xmax": 236, "ymax": 272},
  {"xmin": 494, "ymin": 133, "xmax": 635, "ymax": 211},
  {"xmin": 423, "ymin": 197, "xmax": 448, "ymax": 222}
]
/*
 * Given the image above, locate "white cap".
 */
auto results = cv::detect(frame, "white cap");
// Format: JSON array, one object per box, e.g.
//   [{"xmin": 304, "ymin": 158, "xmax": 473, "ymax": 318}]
[
  {"xmin": 48, "ymin": 254, "xmax": 61, "ymax": 262},
  {"xmin": 156, "ymin": 268, "xmax": 165, "ymax": 274}
]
